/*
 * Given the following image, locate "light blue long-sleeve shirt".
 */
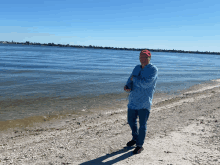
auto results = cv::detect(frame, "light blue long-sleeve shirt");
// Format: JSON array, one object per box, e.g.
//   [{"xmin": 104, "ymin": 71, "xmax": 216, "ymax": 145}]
[{"xmin": 126, "ymin": 63, "xmax": 158, "ymax": 111}]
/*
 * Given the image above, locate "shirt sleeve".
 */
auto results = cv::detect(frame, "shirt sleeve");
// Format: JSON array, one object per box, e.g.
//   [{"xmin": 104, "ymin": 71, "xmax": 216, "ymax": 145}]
[
  {"xmin": 126, "ymin": 65, "xmax": 141, "ymax": 89},
  {"xmin": 133, "ymin": 67, "xmax": 158, "ymax": 89},
  {"xmin": 126, "ymin": 74, "xmax": 133, "ymax": 89}
]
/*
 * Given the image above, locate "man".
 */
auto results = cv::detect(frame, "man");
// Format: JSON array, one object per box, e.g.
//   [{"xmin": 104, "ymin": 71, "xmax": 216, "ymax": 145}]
[{"xmin": 124, "ymin": 49, "xmax": 158, "ymax": 154}]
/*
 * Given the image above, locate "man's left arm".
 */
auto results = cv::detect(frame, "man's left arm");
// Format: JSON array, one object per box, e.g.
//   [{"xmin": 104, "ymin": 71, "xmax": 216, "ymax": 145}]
[{"xmin": 132, "ymin": 67, "xmax": 158, "ymax": 89}]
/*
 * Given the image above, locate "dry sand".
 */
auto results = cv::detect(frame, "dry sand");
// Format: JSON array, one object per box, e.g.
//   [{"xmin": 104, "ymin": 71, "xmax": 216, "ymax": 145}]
[{"xmin": 0, "ymin": 80, "xmax": 220, "ymax": 165}]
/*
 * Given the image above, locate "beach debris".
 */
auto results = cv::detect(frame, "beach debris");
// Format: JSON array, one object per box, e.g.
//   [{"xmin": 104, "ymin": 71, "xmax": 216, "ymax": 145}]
[
  {"xmin": 3, "ymin": 157, "xmax": 10, "ymax": 161},
  {"xmin": 164, "ymin": 151, "xmax": 172, "ymax": 153},
  {"xmin": 59, "ymin": 155, "xmax": 64, "ymax": 159}
]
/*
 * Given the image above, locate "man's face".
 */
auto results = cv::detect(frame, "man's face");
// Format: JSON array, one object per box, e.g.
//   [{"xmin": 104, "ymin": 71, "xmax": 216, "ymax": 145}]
[{"xmin": 139, "ymin": 54, "xmax": 150, "ymax": 66}]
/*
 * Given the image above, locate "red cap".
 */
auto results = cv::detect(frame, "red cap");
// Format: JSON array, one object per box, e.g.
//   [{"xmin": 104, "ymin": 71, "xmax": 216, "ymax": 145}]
[{"xmin": 140, "ymin": 50, "xmax": 151, "ymax": 57}]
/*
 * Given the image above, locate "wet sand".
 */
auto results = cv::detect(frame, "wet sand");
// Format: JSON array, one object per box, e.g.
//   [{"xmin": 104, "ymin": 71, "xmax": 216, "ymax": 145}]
[{"xmin": 0, "ymin": 80, "xmax": 220, "ymax": 165}]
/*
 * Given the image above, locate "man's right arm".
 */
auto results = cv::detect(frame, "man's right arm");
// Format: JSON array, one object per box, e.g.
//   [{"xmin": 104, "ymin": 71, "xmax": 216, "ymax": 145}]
[
  {"xmin": 125, "ymin": 74, "xmax": 133, "ymax": 90},
  {"xmin": 124, "ymin": 65, "xmax": 141, "ymax": 91}
]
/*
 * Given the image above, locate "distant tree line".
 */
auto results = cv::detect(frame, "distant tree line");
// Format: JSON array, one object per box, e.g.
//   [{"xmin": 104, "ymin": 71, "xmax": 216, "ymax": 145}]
[{"xmin": 0, "ymin": 40, "xmax": 220, "ymax": 55}]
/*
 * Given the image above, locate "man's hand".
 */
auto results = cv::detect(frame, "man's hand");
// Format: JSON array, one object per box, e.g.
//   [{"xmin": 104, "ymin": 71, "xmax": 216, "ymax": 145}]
[
  {"xmin": 131, "ymin": 75, "xmax": 134, "ymax": 81},
  {"xmin": 124, "ymin": 85, "xmax": 131, "ymax": 92}
]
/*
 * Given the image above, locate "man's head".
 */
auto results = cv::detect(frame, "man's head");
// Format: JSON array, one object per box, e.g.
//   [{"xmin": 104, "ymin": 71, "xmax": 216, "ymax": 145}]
[{"xmin": 139, "ymin": 50, "xmax": 151, "ymax": 68}]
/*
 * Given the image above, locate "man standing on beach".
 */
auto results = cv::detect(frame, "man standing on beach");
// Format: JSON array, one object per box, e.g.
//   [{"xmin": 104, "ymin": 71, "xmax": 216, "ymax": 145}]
[{"xmin": 124, "ymin": 49, "xmax": 158, "ymax": 154}]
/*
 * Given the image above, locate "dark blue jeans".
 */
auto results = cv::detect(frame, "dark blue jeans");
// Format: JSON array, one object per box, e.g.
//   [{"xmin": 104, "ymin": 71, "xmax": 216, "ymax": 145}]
[{"xmin": 127, "ymin": 109, "xmax": 150, "ymax": 147}]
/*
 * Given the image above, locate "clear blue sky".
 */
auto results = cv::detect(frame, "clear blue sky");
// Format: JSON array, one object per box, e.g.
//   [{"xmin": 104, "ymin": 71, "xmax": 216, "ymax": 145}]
[{"xmin": 1, "ymin": 0, "xmax": 220, "ymax": 52}]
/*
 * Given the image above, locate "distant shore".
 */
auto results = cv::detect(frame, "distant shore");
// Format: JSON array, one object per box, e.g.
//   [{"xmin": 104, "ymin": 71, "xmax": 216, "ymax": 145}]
[{"xmin": 1, "ymin": 41, "xmax": 220, "ymax": 55}]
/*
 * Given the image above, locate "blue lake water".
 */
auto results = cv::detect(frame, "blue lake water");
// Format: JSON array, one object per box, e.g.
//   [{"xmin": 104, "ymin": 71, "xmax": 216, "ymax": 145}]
[{"xmin": 1, "ymin": 44, "xmax": 220, "ymax": 121}]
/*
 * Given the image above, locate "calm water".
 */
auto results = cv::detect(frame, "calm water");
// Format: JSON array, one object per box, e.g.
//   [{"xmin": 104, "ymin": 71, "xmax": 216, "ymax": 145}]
[{"xmin": 1, "ymin": 44, "xmax": 220, "ymax": 121}]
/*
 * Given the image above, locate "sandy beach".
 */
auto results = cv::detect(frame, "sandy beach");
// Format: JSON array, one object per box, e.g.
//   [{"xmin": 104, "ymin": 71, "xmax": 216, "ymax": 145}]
[{"xmin": 0, "ymin": 80, "xmax": 220, "ymax": 165}]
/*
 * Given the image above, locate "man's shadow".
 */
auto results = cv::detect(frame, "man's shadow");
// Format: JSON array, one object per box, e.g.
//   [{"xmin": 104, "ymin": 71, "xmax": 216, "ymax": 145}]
[{"xmin": 79, "ymin": 146, "xmax": 135, "ymax": 165}]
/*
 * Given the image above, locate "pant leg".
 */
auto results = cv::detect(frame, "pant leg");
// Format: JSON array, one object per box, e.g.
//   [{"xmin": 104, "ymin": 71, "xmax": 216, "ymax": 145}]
[
  {"xmin": 136, "ymin": 109, "xmax": 150, "ymax": 147},
  {"xmin": 127, "ymin": 109, "xmax": 138, "ymax": 141}
]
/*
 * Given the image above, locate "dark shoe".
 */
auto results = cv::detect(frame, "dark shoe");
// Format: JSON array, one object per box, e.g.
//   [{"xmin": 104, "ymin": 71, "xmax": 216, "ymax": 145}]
[
  {"xmin": 126, "ymin": 140, "xmax": 136, "ymax": 147},
  {"xmin": 133, "ymin": 146, "xmax": 144, "ymax": 154}
]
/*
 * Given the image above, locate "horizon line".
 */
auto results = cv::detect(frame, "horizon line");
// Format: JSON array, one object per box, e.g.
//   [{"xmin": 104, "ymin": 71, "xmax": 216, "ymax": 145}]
[{"xmin": 1, "ymin": 40, "xmax": 220, "ymax": 55}]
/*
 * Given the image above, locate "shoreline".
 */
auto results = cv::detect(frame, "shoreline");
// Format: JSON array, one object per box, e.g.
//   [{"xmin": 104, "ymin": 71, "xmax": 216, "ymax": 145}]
[
  {"xmin": 0, "ymin": 79, "xmax": 220, "ymax": 164},
  {"xmin": 0, "ymin": 91, "xmax": 173, "ymax": 132},
  {"xmin": 0, "ymin": 79, "xmax": 219, "ymax": 132},
  {"xmin": 1, "ymin": 42, "xmax": 220, "ymax": 55}
]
